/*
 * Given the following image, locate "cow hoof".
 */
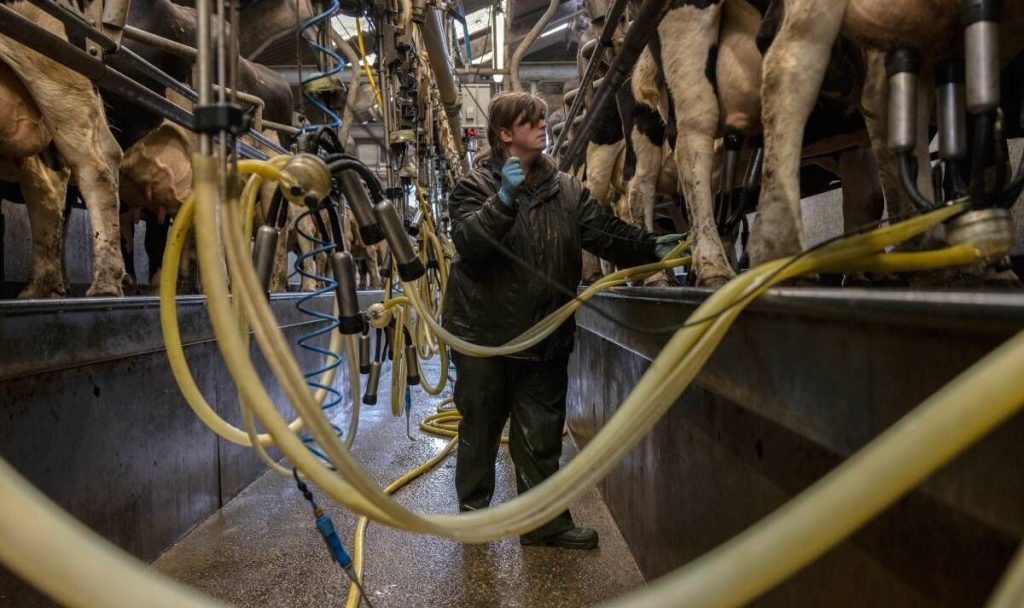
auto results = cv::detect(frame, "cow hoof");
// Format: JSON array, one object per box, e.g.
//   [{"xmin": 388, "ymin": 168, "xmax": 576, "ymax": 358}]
[
  {"xmin": 17, "ymin": 284, "xmax": 65, "ymax": 299},
  {"xmin": 85, "ymin": 285, "xmax": 124, "ymax": 297},
  {"xmin": 697, "ymin": 276, "xmax": 731, "ymax": 290}
]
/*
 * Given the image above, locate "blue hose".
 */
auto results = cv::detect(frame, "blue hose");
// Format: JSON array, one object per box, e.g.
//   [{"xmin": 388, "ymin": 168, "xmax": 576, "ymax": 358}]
[
  {"xmin": 300, "ymin": 0, "xmax": 346, "ymax": 131},
  {"xmin": 294, "ymin": 208, "xmax": 344, "ymax": 410}
]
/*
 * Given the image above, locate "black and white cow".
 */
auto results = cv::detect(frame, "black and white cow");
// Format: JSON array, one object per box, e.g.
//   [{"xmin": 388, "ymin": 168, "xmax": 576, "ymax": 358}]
[
  {"xmin": 632, "ymin": 0, "xmax": 887, "ymax": 286},
  {"xmin": 751, "ymin": 0, "xmax": 1024, "ymax": 267}
]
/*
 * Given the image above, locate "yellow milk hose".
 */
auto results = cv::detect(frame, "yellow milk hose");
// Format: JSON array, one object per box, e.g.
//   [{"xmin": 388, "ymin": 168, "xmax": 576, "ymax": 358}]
[
  {"xmin": 988, "ymin": 541, "xmax": 1024, "ymax": 608},
  {"xmin": 201, "ymin": 160, "xmax": 977, "ymax": 543},
  {"xmin": 0, "ymin": 457, "xmax": 224, "ymax": 608},
  {"xmin": 159, "ymin": 180, "xmax": 347, "ymax": 449},
  {"xmin": 355, "ymin": 17, "xmax": 384, "ymax": 109}
]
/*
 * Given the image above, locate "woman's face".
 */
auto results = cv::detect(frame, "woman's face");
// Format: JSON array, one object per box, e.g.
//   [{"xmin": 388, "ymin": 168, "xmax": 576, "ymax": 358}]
[{"xmin": 501, "ymin": 116, "xmax": 548, "ymax": 155}]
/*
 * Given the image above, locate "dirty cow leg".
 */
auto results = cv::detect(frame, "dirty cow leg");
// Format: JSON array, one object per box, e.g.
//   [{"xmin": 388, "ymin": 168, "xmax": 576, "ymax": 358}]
[
  {"xmin": 17, "ymin": 155, "xmax": 70, "ymax": 299},
  {"xmin": 367, "ymin": 242, "xmax": 384, "ymax": 290},
  {"xmin": 625, "ymin": 125, "xmax": 660, "ymax": 231},
  {"xmin": 43, "ymin": 84, "xmax": 125, "ymax": 295},
  {"xmin": 660, "ymin": 3, "xmax": 734, "ymax": 288},
  {"xmin": 295, "ymin": 210, "xmax": 320, "ymax": 292},
  {"xmin": 585, "ymin": 141, "xmax": 622, "ymax": 211},
  {"xmin": 749, "ymin": 0, "xmax": 847, "ymax": 266}
]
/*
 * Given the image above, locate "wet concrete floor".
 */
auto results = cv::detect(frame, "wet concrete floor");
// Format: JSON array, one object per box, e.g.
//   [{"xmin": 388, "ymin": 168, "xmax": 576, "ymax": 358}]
[{"xmin": 152, "ymin": 358, "xmax": 644, "ymax": 607}]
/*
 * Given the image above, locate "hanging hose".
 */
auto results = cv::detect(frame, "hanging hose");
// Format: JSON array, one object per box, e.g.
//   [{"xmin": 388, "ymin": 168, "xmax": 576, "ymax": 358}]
[
  {"xmin": 355, "ymin": 17, "xmax": 384, "ymax": 109},
  {"xmin": 300, "ymin": 0, "xmax": 346, "ymax": 130}
]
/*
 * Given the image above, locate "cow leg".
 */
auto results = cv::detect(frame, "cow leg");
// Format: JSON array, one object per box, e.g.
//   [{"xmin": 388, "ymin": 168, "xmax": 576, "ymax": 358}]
[
  {"xmin": 53, "ymin": 113, "xmax": 125, "ymax": 296},
  {"xmin": 626, "ymin": 125, "xmax": 661, "ymax": 230},
  {"xmin": 660, "ymin": 4, "xmax": 733, "ymax": 288},
  {"xmin": 749, "ymin": 0, "xmax": 847, "ymax": 266},
  {"xmin": 368, "ymin": 244, "xmax": 383, "ymax": 290},
  {"xmin": 17, "ymin": 155, "xmax": 69, "ymax": 299},
  {"xmin": 585, "ymin": 141, "xmax": 622, "ymax": 212},
  {"xmin": 837, "ymin": 147, "xmax": 885, "ymax": 232},
  {"xmin": 42, "ymin": 96, "xmax": 124, "ymax": 295},
  {"xmin": 270, "ymin": 222, "xmax": 290, "ymax": 292},
  {"xmin": 294, "ymin": 211, "xmax": 320, "ymax": 291}
]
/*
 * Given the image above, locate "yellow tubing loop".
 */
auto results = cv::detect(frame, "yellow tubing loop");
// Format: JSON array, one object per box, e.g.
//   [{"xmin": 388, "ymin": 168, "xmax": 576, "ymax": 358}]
[
  {"xmin": 159, "ymin": 156, "xmax": 359, "ymax": 471},
  {"xmin": 6, "ymin": 148, "xmax": 1024, "ymax": 608}
]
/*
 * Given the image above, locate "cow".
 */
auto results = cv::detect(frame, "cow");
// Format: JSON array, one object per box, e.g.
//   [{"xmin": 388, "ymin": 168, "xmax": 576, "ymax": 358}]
[
  {"xmin": 0, "ymin": 2, "xmax": 126, "ymax": 298},
  {"xmin": 342, "ymin": 206, "xmax": 385, "ymax": 290},
  {"xmin": 631, "ymin": 0, "xmax": 887, "ymax": 286},
  {"xmin": 751, "ymin": 0, "xmax": 1024, "ymax": 269}
]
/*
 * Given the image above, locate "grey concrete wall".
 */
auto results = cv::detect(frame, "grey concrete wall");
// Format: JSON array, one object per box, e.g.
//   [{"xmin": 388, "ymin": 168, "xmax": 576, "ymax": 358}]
[
  {"xmin": 0, "ymin": 292, "xmax": 379, "ymax": 606},
  {"xmin": 568, "ymin": 288, "xmax": 1024, "ymax": 607}
]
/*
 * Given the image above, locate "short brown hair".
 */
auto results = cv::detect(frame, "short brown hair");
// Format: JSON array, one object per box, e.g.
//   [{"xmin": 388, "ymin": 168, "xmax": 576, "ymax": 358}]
[{"xmin": 482, "ymin": 91, "xmax": 548, "ymax": 163}]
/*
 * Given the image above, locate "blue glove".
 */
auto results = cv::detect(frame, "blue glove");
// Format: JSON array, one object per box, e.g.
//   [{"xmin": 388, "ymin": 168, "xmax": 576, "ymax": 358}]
[
  {"xmin": 654, "ymin": 233, "xmax": 686, "ymax": 259},
  {"xmin": 498, "ymin": 156, "xmax": 525, "ymax": 207}
]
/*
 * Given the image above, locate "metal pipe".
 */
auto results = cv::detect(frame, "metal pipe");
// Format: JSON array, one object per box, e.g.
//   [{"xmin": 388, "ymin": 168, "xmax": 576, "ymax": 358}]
[
  {"xmin": 961, "ymin": 0, "xmax": 1001, "ymax": 114},
  {"xmin": 262, "ymin": 119, "xmax": 302, "ymax": 135},
  {"xmin": 552, "ymin": 114, "xmax": 584, "ymax": 137},
  {"xmin": 122, "ymin": 24, "xmax": 197, "ymax": 58},
  {"xmin": 421, "ymin": 7, "xmax": 467, "ymax": 166},
  {"xmin": 454, "ymin": 63, "xmax": 578, "ymax": 80},
  {"xmin": 885, "ymin": 49, "xmax": 919, "ymax": 154},
  {"xmin": 196, "ymin": 0, "xmax": 212, "ymax": 154},
  {"xmin": 558, "ymin": 0, "xmax": 673, "ymax": 170},
  {"xmin": 510, "ymin": 0, "xmax": 560, "ymax": 91},
  {"xmin": 552, "ymin": 0, "xmax": 630, "ymax": 156},
  {"xmin": 0, "ymin": 4, "xmax": 287, "ymax": 156},
  {"xmin": 581, "ymin": 38, "xmax": 598, "ymax": 60},
  {"xmin": 935, "ymin": 59, "xmax": 967, "ymax": 160}
]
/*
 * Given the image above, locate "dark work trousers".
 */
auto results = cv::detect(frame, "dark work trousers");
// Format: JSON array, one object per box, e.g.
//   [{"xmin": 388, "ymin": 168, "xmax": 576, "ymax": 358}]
[{"xmin": 452, "ymin": 351, "xmax": 575, "ymax": 542}]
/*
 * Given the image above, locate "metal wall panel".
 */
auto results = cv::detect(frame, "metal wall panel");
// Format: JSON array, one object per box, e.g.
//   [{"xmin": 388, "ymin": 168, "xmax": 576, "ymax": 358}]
[
  {"xmin": 568, "ymin": 287, "xmax": 1024, "ymax": 607},
  {"xmin": 0, "ymin": 292, "xmax": 380, "ymax": 605}
]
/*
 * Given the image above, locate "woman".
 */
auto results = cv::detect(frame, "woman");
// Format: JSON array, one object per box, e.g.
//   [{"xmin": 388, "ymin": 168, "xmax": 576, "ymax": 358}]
[{"xmin": 442, "ymin": 91, "xmax": 682, "ymax": 549}]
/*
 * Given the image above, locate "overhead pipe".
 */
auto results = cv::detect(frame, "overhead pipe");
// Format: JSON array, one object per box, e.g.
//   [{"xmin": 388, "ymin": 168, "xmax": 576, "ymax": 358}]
[
  {"xmin": 421, "ymin": 7, "xmax": 468, "ymax": 171},
  {"xmin": 558, "ymin": 0, "xmax": 674, "ymax": 170},
  {"xmin": 453, "ymin": 62, "xmax": 578, "ymax": 80},
  {"xmin": 122, "ymin": 25, "xmax": 198, "ymax": 59},
  {"xmin": 509, "ymin": 0, "xmax": 560, "ymax": 91}
]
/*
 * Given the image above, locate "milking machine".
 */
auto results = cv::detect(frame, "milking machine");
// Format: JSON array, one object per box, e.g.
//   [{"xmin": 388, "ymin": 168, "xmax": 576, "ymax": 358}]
[{"xmin": 885, "ymin": 0, "xmax": 1021, "ymax": 263}]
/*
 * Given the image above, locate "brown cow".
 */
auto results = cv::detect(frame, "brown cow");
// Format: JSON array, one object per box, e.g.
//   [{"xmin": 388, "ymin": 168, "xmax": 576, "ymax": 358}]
[{"xmin": 0, "ymin": 2, "xmax": 126, "ymax": 298}]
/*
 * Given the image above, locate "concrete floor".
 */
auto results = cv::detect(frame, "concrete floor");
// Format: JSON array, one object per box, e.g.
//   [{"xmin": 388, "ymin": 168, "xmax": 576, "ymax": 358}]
[{"xmin": 152, "ymin": 358, "xmax": 644, "ymax": 607}]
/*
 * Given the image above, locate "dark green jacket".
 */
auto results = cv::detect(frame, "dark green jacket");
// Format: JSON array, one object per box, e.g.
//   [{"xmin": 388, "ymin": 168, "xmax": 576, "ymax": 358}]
[{"xmin": 441, "ymin": 154, "xmax": 659, "ymax": 360}]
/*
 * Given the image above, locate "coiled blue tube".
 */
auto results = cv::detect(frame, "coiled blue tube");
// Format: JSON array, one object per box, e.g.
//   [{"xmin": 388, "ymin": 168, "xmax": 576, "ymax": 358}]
[{"xmin": 300, "ymin": 0, "xmax": 346, "ymax": 130}]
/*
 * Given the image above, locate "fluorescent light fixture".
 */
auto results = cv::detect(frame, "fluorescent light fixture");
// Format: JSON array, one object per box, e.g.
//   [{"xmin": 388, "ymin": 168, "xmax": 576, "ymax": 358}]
[
  {"xmin": 539, "ymin": 22, "xmax": 569, "ymax": 38},
  {"xmin": 493, "ymin": 1, "xmax": 506, "ymax": 83}
]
